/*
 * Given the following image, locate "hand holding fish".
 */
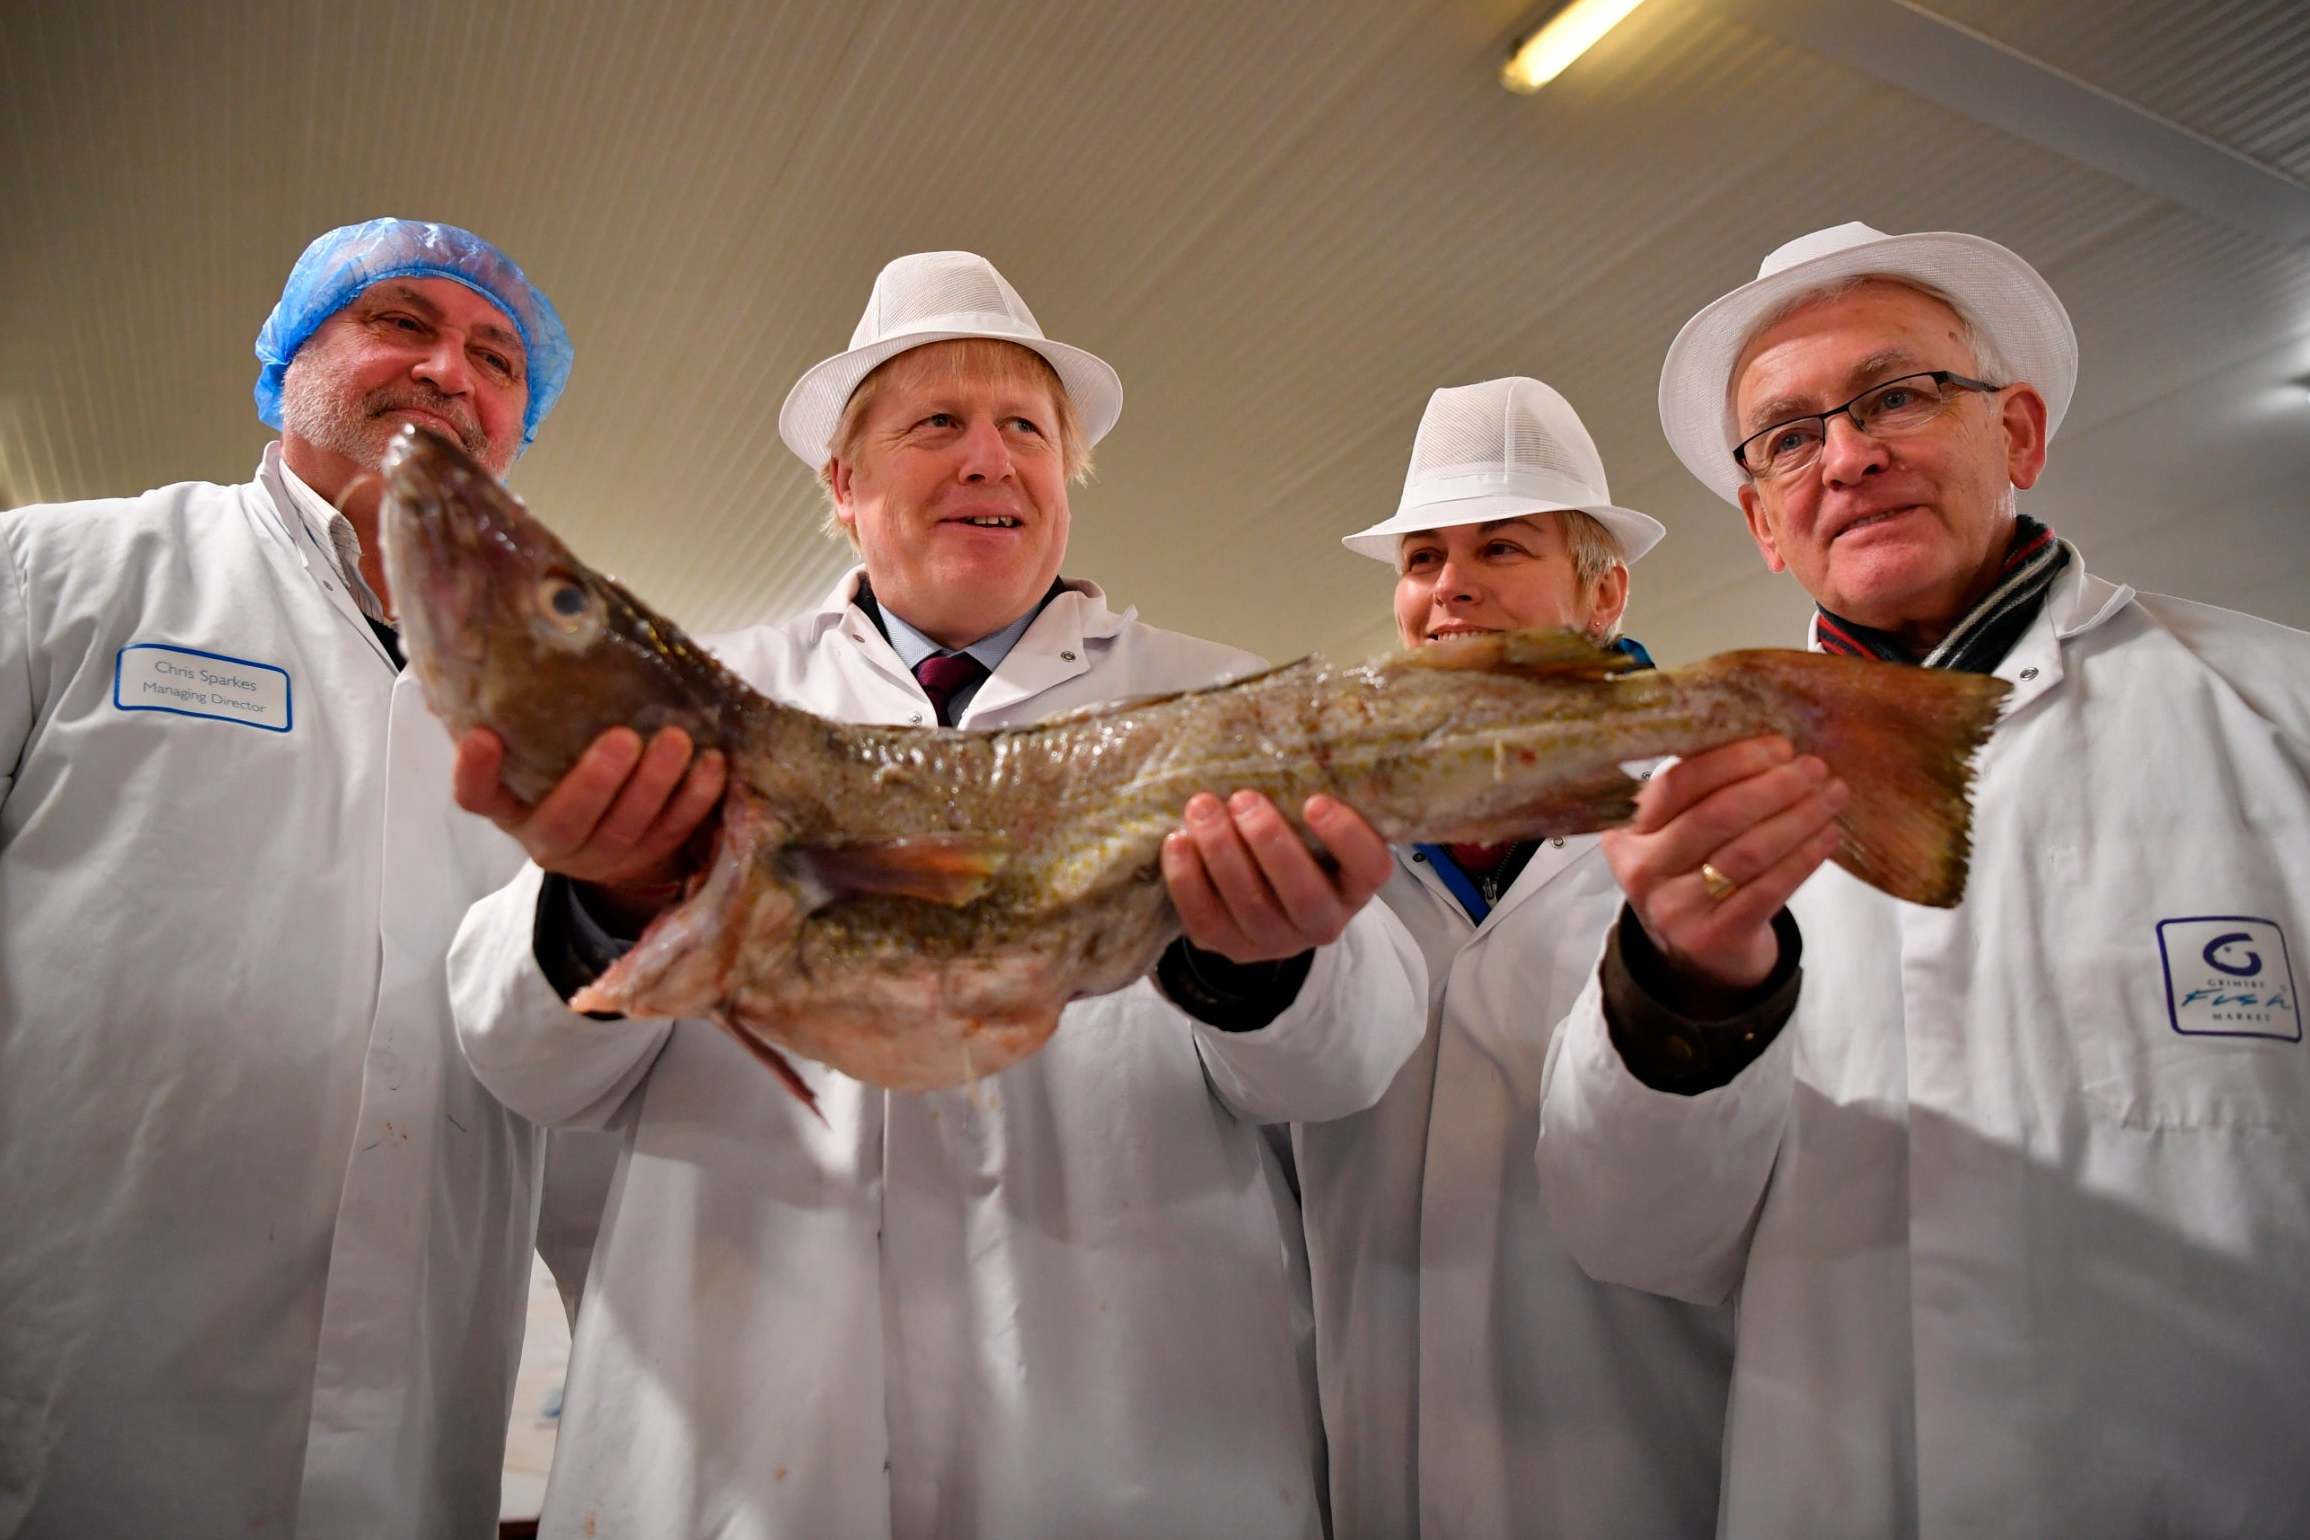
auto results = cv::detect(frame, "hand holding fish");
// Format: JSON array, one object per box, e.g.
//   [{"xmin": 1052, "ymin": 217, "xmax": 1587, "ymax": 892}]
[
  {"xmin": 1601, "ymin": 736, "xmax": 1849, "ymax": 996},
  {"xmin": 453, "ymin": 722, "xmax": 727, "ymax": 925},
  {"xmin": 1161, "ymin": 791, "xmax": 1394, "ymax": 963},
  {"xmin": 382, "ymin": 427, "xmax": 2008, "ymax": 1098}
]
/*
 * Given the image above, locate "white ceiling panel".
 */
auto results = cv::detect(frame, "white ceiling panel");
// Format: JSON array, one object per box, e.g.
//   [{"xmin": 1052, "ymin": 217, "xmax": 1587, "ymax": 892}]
[
  {"xmin": 6, "ymin": 0, "xmax": 2306, "ymax": 675},
  {"xmin": 1918, "ymin": 0, "xmax": 2310, "ymax": 180}
]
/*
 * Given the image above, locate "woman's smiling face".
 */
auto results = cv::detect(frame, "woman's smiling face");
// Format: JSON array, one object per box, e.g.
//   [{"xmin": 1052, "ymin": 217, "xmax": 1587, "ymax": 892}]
[{"xmin": 1393, "ymin": 513, "xmax": 1618, "ymax": 649}]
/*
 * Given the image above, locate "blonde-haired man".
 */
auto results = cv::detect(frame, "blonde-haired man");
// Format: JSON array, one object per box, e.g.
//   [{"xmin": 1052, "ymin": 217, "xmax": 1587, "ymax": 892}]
[{"xmin": 449, "ymin": 251, "xmax": 1424, "ymax": 1537}]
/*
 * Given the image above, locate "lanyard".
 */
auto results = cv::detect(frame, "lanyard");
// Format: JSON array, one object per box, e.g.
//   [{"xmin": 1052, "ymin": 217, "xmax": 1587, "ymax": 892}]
[{"xmin": 1416, "ymin": 843, "xmax": 1497, "ymax": 926}]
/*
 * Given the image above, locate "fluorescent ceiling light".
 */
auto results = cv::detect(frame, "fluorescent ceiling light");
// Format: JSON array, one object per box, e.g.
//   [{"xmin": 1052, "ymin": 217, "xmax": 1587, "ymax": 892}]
[{"xmin": 1501, "ymin": 0, "xmax": 1653, "ymax": 94}]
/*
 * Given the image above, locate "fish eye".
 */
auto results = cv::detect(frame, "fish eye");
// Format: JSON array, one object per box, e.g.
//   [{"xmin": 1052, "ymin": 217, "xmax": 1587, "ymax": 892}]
[{"xmin": 537, "ymin": 574, "xmax": 599, "ymax": 639}]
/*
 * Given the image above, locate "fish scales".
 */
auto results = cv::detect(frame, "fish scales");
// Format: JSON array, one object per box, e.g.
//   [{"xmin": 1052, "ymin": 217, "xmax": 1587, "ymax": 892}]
[{"xmin": 380, "ymin": 426, "xmax": 2010, "ymax": 1100}]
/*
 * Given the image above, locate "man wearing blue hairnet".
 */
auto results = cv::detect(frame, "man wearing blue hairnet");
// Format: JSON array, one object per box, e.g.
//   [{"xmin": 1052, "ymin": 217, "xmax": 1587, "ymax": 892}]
[{"xmin": 0, "ymin": 219, "xmax": 581, "ymax": 1538}]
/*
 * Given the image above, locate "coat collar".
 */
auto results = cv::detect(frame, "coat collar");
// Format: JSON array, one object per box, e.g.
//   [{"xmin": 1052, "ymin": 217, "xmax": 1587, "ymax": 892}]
[
  {"xmin": 1802, "ymin": 550, "xmax": 2135, "ymax": 720},
  {"xmin": 811, "ymin": 566, "xmax": 1136, "ymax": 723},
  {"xmin": 1990, "ymin": 552, "xmax": 2133, "ymax": 717},
  {"xmin": 1402, "ymin": 834, "xmax": 1596, "ymax": 932},
  {"xmin": 248, "ymin": 444, "xmax": 399, "ymax": 671}
]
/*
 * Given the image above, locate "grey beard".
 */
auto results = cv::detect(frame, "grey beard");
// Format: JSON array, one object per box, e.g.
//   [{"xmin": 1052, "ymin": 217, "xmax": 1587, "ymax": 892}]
[{"xmin": 280, "ymin": 353, "xmax": 506, "ymax": 471}]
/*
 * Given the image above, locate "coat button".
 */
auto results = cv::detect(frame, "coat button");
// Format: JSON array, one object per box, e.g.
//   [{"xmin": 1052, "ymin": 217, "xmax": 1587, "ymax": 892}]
[
  {"xmin": 909, "ymin": 712, "xmax": 924, "ymax": 724},
  {"xmin": 1411, "ymin": 851, "xmax": 1425, "ymax": 862},
  {"xmin": 2019, "ymin": 666, "xmax": 2039, "ymax": 681},
  {"xmin": 1552, "ymin": 837, "xmax": 1565, "ymax": 848},
  {"xmin": 1060, "ymin": 650, "xmax": 1077, "ymax": 661}
]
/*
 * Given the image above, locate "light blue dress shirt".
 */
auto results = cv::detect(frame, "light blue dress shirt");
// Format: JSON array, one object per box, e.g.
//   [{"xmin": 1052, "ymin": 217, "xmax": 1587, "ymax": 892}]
[{"xmin": 878, "ymin": 601, "xmax": 1042, "ymax": 722}]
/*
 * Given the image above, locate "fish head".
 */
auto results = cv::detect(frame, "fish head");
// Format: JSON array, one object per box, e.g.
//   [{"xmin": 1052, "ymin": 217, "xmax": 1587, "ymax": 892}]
[{"xmin": 380, "ymin": 424, "xmax": 739, "ymax": 802}]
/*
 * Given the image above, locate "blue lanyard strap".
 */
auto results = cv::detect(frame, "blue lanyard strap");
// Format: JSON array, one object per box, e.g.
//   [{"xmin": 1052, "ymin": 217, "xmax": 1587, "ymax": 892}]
[{"xmin": 1416, "ymin": 844, "xmax": 1494, "ymax": 925}]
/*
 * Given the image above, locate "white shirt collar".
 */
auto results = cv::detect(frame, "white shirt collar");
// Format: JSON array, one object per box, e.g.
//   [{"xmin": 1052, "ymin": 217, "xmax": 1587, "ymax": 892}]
[
  {"xmin": 816, "ymin": 566, "xmax": 1132, "ymax": 641},
  {"xmin": 274, "ymin": 449, "xmax": 392, "ymax": 624},
  {"xmin": 878, "ymin": 598, "xmax": 1043, "ymax": 674}
]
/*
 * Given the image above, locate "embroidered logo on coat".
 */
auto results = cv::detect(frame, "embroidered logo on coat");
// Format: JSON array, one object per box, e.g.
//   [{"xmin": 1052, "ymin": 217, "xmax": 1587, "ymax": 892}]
[
  {"xmin": 2156, "ymin": 916, "xmax": 2300, "ymax": 1041},
  {"xmin": 113, "ymin": 644, "xmax": 293, "ymax": 732}
]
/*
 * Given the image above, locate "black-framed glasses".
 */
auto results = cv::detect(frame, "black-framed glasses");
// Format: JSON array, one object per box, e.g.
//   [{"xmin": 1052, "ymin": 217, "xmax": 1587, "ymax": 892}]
[{"xmin": 1734, "ymin": 370, "xmax": 2004, "ymax": 481}]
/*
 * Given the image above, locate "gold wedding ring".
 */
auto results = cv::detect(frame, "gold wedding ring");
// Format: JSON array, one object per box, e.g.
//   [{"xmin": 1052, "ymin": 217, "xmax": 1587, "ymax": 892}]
[{"xmin": 1699, "ymin": 862, "xmax": 1738, "ymax": 902}]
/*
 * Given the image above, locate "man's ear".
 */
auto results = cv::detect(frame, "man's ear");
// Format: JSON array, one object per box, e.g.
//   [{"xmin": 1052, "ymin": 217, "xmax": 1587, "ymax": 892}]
[
  {"xmin": 2000, "ymin": 384, "xmax": 2050, "ymax": 492},
  {"xmin": 825, "ymin": 456, "xmax": 857, "ymax": 531},
  {"xmin": 1738, "ymin": 484, "xmax": 1788, "ymax": 574}
]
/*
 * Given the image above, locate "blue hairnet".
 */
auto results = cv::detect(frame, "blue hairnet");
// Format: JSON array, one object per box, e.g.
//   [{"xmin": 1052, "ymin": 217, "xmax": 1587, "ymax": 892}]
[{"xmin": 253, "ymin": 217, "xmax": 572, "ymax": 449}]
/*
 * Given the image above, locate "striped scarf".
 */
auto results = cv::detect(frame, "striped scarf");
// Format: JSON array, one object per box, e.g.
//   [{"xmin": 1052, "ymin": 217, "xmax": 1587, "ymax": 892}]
[{"xmin": 1814, "ymin": 513, "xmax": 2071, "ymax": 674}]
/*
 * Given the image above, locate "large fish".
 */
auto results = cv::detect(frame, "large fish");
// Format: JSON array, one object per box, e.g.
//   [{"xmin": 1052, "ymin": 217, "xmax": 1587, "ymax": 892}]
[{"xmin": 382, "ymin": 426, "xmax": 2008, "ymax": 1099}]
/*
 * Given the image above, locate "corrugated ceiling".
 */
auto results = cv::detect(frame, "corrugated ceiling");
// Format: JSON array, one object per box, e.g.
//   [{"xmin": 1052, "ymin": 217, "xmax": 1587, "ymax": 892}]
[
  {"xmin": 1918, "ymin": 0, "xmax": 2310, "ymax": 181},
  {"xmin": 6, "ymin": 0, "xmax": 2306, "ymax": 668}
]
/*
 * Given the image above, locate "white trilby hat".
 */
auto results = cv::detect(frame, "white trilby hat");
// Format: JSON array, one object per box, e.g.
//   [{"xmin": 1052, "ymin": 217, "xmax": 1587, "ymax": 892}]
[
  {"xmin": 1342, "ymin": 377, "xmax": 1667, "ymax": 565},
  {"xmin": 1658, "ymin": 221, "xmax": 2078, "ymax": 506},
  {"xmin": 778, "ymin": 251, "xmax": 1125, "ymax": 467}
]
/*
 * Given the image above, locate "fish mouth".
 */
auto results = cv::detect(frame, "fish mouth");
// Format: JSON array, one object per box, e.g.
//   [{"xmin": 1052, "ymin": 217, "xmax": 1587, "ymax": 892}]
[{"xmin": 379, "ymin": 426, "xmax": 519, "ymax": 672}]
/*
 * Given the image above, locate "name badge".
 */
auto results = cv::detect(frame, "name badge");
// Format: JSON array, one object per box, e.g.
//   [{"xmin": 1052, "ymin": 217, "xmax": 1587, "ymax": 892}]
[
  {"xmin": 2156, "ymin": 916, "xmax": 2300, "ymax": 1042},
  {"xmin": 113, "ymin": 644, "xmax": 293, "ymax": 733}
]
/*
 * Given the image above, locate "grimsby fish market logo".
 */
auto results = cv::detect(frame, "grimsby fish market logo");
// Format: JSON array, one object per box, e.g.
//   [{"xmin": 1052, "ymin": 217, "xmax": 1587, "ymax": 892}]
[
  {"xmin": 2158, "ymin": 917, "xmax": 2300, "ymax": 1040},
  {"xmin": 2177, "ymin": 932, "xmax": 2289, "ymax": 1014},
  {"xmin": 2200, "ymin": 932, "xmax": 2262, "ymax": 978}
]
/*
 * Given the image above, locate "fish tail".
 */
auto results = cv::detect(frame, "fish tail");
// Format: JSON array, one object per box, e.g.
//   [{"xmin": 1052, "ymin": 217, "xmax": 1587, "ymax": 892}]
[{"xmin": 1703, "ymin": 650, "xmax": 2011, "ymax": 908}]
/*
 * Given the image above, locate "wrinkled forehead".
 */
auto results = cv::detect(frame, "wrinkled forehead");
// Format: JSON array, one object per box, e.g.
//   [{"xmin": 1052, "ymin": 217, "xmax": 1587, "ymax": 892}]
[
  {"xmin": 346, "ymin": 276, "xmax": 527, "ymax": 359},
  {"xmin": 859, "ymin": 337, "xmax": 1067, "ymax": 414},
  {"xmin": 1729, "ymin": 277, "xmax": 1973, "ymax": 423}
]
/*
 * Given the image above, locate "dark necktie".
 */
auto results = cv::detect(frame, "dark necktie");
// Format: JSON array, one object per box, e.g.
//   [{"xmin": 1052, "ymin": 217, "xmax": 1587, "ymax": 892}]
[{"xmin": 912, "ymin": 650, "xmax": 987, "ymax": 727}]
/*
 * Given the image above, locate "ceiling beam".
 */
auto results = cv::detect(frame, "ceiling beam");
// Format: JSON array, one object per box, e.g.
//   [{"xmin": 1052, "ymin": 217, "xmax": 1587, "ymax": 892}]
[{"xmin": 1713, "ymin": 0, "xmax": 2310, "ymax": 249}]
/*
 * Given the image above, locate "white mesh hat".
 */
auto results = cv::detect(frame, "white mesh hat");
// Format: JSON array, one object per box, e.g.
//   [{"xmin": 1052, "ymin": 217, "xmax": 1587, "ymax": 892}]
[
  {"xmin": 777, "ymin": 251, "xmax": 1124, "ymax": 467},
  {"xmin": 1342, "ymin": 377, "xmax": 1666, "ymax": 565},
  {"xmin": 1658, "ymin": 221, "xmax": 2078, "ymax": 506}
]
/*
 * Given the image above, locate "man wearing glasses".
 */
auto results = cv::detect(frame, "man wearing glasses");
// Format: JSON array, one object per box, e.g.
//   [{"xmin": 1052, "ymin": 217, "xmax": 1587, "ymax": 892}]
[{"xmin": 1535, "ymin": 223, "xmax": 2310, "ymax": 1535}]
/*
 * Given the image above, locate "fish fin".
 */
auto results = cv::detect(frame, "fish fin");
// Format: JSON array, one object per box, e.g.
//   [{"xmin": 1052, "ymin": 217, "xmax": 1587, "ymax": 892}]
[
  {"xmin": 1547, "ymin": 766, "xmax": 1643, "ymax": 833},
  {"xmin": 1390, "ymin": 629, "xmax": 1637, "ymax": 680},
  {"xmin": 1026, "ymin": 659, "xmax": 1307, "ymax": 723},
  {"xmin": 718, "ymin": 1022, "xmax": 826, "ymax": 1125},
  {"xmin": 1436, "ymin": 760, "xmax": 1643, "ymax": 843},
  {"xmin": 572, "ymin": 788, "xmax": 791, "ymax": 1018},
  {"xmin": 793, "ymin": 834, "xmax": 1009, "ymax": 907},
  {"xmin": 1714, "ymin": 650, "xmax": 2011, "ymax": 908}
]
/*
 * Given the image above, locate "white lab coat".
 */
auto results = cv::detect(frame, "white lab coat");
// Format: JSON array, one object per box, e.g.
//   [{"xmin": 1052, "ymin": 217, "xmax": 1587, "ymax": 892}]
[
  {"xmin": 296, "ymin": 672, "xmax": 619, "ymax": 1539},
  {"xmin": 1539, "ymin": 558, "xmax": 2310, "ymax": 1538},
  {"xmin": 450, "ymin": 571, "xmax": 1427, "ymax": 1540},
  {"xmin": 1296, "ymin": 836, "xmax": 1732, "ymax": 1539},
  {"xmin": 0, "ymin": 450, "xmax": 580, "ymax": 1539}
]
